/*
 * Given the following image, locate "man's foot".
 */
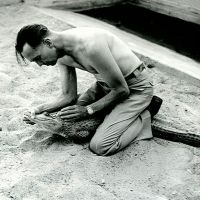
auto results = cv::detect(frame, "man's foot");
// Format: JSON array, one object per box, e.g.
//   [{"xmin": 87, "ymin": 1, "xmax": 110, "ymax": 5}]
[{"xmin": 147, "ymin": 96, "xmax": 163, "ymax": 119}]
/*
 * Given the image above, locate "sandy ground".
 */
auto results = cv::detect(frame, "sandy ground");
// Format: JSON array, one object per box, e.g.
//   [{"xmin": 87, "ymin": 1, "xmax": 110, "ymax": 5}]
[{"xmin": 0, "ymin": 4, "xmax": 200, "ymax": 200}]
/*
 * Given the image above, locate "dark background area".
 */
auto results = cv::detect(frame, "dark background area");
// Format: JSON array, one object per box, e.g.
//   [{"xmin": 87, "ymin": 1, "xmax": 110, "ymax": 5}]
[{"xmin": 78, "ymin": 3, "xmax": 200, "ymax": 62}]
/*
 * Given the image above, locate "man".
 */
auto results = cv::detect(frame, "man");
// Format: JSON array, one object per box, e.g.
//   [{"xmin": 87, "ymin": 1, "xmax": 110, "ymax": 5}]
[{"xmin": 15, "ymin": 24, "xmax": 162, "ymax": 156}]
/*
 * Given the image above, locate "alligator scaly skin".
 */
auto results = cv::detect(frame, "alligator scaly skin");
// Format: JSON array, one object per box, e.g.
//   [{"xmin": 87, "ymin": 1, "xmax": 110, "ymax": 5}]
[
  {"xmin": 61, "ymin": 116, "xmax": 103, "ymax": 143},
  {"xmin": 26, "ymin": 112, "xmax": 200, "ymax": 147},
  {"xmin": 151, "ymin": 118, "xmax": 200, "ymax": 147},
  {"xmin": 61, "ymin": 116, "xmax": 200, "ymax": 147},
  {"xmin": 26, "ymin": 112, "xmax": 103, "ymax": 143}
]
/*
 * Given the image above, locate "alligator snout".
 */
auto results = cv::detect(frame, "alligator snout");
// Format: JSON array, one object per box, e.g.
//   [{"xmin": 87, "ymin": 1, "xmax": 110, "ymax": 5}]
[{"xmin": 25, "ymin": 112, "xmax": 63, "ymax": 132}]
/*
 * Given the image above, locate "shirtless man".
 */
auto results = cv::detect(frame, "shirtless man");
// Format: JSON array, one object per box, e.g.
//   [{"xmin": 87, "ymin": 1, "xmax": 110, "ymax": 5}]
[{"xmin": 15, "ymin": 24, "xmax": 162, "ymax": 156}]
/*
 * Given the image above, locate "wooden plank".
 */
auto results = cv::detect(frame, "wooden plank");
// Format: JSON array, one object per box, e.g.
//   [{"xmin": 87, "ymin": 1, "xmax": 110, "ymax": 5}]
[
  {"xmin": 25, "ymin": 0, "xmax": 124, "ymax": 11},
  {"xmin": 0, "ymin": 0, "xmax": 21, "ymax": 6},
  {"xmin": 36, "ymin": 7, "xmax": 200, "ymax": 86},
  {"xmin": 129, "ymin": 0, "xmax": 200, "ymax": 25}
]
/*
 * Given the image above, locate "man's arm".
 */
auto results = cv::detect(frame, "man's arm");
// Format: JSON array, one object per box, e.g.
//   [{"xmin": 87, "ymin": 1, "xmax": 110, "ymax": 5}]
[
  {"xmin": 76, "ymin": 82, "xmax": 99, "ymax": 106},
  {"xmin": 86, "ymin": 38, "xmax": 130, "ymax": 113},
  {"xmin": 59, "ymin": 38, "xmax": 130, "ymax": 120},
  {"xmin": 35, "ymin": 63, "xmax": 77, "ymax": 113}
]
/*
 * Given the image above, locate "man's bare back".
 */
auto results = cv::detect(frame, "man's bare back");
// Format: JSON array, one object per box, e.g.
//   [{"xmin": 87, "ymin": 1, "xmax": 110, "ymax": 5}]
[{"xmin": 58, "ymin": 27, "xmax": 142, "ymax": 77}]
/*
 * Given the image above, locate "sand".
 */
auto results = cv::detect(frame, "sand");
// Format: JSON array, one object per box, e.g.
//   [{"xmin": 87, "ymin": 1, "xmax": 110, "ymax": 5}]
[{"xmin": 0, "ymin": 4, "xmax": 200, "ymax": 200}]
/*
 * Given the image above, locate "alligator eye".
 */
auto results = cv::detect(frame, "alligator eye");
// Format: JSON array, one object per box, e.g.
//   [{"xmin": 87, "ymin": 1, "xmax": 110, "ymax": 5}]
[{"xmin": 44, "ymin": 112, "xmax": 50, "ymax": 116}]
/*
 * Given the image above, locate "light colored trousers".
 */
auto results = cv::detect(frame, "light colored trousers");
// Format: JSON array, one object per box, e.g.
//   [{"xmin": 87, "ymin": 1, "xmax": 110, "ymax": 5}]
[{"xmin": 79, "ymin": 69, "xmax": 153, "ymax": 156}]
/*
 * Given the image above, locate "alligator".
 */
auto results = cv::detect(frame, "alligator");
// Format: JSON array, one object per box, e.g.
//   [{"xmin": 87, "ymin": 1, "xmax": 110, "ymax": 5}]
[{"xmin": 24, "ymin": 110, "xmax": 200, "ymax": 147}]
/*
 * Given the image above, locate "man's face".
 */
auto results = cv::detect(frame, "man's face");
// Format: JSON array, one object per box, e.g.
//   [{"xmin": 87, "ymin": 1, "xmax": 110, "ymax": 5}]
[{"xmin": 22, "ymin": 41, "xmax": 58, "ymax": 66}]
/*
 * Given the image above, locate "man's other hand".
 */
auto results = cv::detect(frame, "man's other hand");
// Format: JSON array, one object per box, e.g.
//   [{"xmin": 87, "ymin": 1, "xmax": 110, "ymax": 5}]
[
  {"xmin": 58, "ymin": 105, "xmax": 88, "ymax": 121},
  {"xmin": 23, "ymin": 108, "xmax": 40, "ymax": 125}
]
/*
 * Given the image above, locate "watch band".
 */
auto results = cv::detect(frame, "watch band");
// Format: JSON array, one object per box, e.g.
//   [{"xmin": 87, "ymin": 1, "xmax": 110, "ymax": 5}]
[{"xmin": 86, "ymin": 105, "xmax": 94, "ymax": 115}]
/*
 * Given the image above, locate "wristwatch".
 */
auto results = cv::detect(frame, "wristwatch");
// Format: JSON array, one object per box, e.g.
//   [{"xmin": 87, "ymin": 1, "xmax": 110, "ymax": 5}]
[{"xmin": 86, "ymin": 105, "xmax": 94, "ymax": 115}]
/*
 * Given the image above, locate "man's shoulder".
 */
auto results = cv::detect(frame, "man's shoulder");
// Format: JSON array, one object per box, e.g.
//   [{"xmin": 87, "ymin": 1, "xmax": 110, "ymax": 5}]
[
  {"xmin": 57, "ymin": 56, "xmax": 75, "ymax": 66},
  {"xmin": 85, "ymin": 37, "xmax": 108, "ymax": 58}
]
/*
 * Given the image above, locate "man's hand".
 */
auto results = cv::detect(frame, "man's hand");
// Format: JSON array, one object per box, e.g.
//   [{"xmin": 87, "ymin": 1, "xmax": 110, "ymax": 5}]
[
  {"xmin": 58, "ymin": 105, "xmax": 88, "ymax": 121},
  {"xmin": 23, "ymin": 108, "xmax": 41, "ymax": 125}
]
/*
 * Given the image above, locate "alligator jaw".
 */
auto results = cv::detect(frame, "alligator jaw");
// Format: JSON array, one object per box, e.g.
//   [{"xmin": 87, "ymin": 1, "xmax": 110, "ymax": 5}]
[{"xmin": 25, "ymin": 112, "xmax": 63, "ymax": 132}]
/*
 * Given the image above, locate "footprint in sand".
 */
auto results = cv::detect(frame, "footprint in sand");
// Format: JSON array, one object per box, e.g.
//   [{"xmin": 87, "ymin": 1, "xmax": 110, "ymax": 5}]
[
  {"xmin": 0, "ymin": 94, "xmax": 30, "ymax": 109},
  {"xmin": 0, "ymin": 72, "xmax": 12, "ymax": 92},
  {"xmin": 19, "ymin": 130, "xmax": 70, "ymax": 152}
]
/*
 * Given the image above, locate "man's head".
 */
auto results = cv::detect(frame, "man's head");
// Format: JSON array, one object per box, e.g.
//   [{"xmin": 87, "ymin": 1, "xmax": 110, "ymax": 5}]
[{"xmin": 15, "ymin": 24, "xmax": 58, "ymax": 66}]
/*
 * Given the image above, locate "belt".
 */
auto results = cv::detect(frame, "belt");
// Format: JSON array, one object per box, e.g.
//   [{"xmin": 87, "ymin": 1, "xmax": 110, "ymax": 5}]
[{"xmin": 125, "ymin": 63, "xmax": 146, "ymax": 81}]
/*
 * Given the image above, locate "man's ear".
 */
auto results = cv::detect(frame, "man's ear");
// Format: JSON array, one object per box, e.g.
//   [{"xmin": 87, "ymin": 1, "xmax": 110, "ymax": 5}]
[{"xmin": 42, "ymin": 38, "xmax": 53, "ymax": 48}]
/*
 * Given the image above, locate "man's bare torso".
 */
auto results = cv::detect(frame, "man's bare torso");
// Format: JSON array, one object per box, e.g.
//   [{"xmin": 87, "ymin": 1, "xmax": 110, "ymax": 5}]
[{"xmin": 58, "ymin": 27, "xmax": 142, "ymax": 77}]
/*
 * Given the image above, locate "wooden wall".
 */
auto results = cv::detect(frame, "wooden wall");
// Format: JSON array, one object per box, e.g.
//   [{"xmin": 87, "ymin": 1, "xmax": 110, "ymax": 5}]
[
  {"xmin": 24, "ymin": 0, "xmax": 200, "ymax": 25},
  {"xmin": 0, "ymin": 0, "xmax": 21, "ymax": 6},
  {"xmin": 25, "ymin": 0, "xmax": 124, "ymax": 11},
  {"xmin": 129, "ymin": 0, "xmax": 200, "ymax": 25},
  {"xmin": 1, "ymin": 0, "xmax": 200, "ymax": 25}
]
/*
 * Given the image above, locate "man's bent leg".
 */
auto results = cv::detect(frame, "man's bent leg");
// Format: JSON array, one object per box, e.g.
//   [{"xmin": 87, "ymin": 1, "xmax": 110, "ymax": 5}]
[
  {"xmin": 89, "ymin": 88, "xmax": 153, "ymax": 156},
  {"xmin": 104, "ymin": 110, "xmax": 152, "ymax": 155},
  {"xmin": 90, "ymin": 109, "xmax": 152, "ymax": 156},
  {"xmin": 77, "ymin": 82, "xmax": 108, "ymax": 106}
]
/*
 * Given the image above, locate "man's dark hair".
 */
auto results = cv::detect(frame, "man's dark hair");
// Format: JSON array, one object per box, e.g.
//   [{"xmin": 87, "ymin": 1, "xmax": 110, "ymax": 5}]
[{"xmin": 15, "ymin": 24, "xmax": 49, "ymax": 65}]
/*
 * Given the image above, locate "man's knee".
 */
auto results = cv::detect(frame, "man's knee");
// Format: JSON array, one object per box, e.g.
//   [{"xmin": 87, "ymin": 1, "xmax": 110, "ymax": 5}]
[{"xmin": 89, "ymin": 137, "xmax": 108, "ymax": 156}]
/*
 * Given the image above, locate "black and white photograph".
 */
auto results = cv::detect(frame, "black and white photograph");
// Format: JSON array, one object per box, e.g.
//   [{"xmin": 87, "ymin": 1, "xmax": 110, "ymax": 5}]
[{"xmin": 0, "ymin": 0, "xmax": 200, "ymax": 199}]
